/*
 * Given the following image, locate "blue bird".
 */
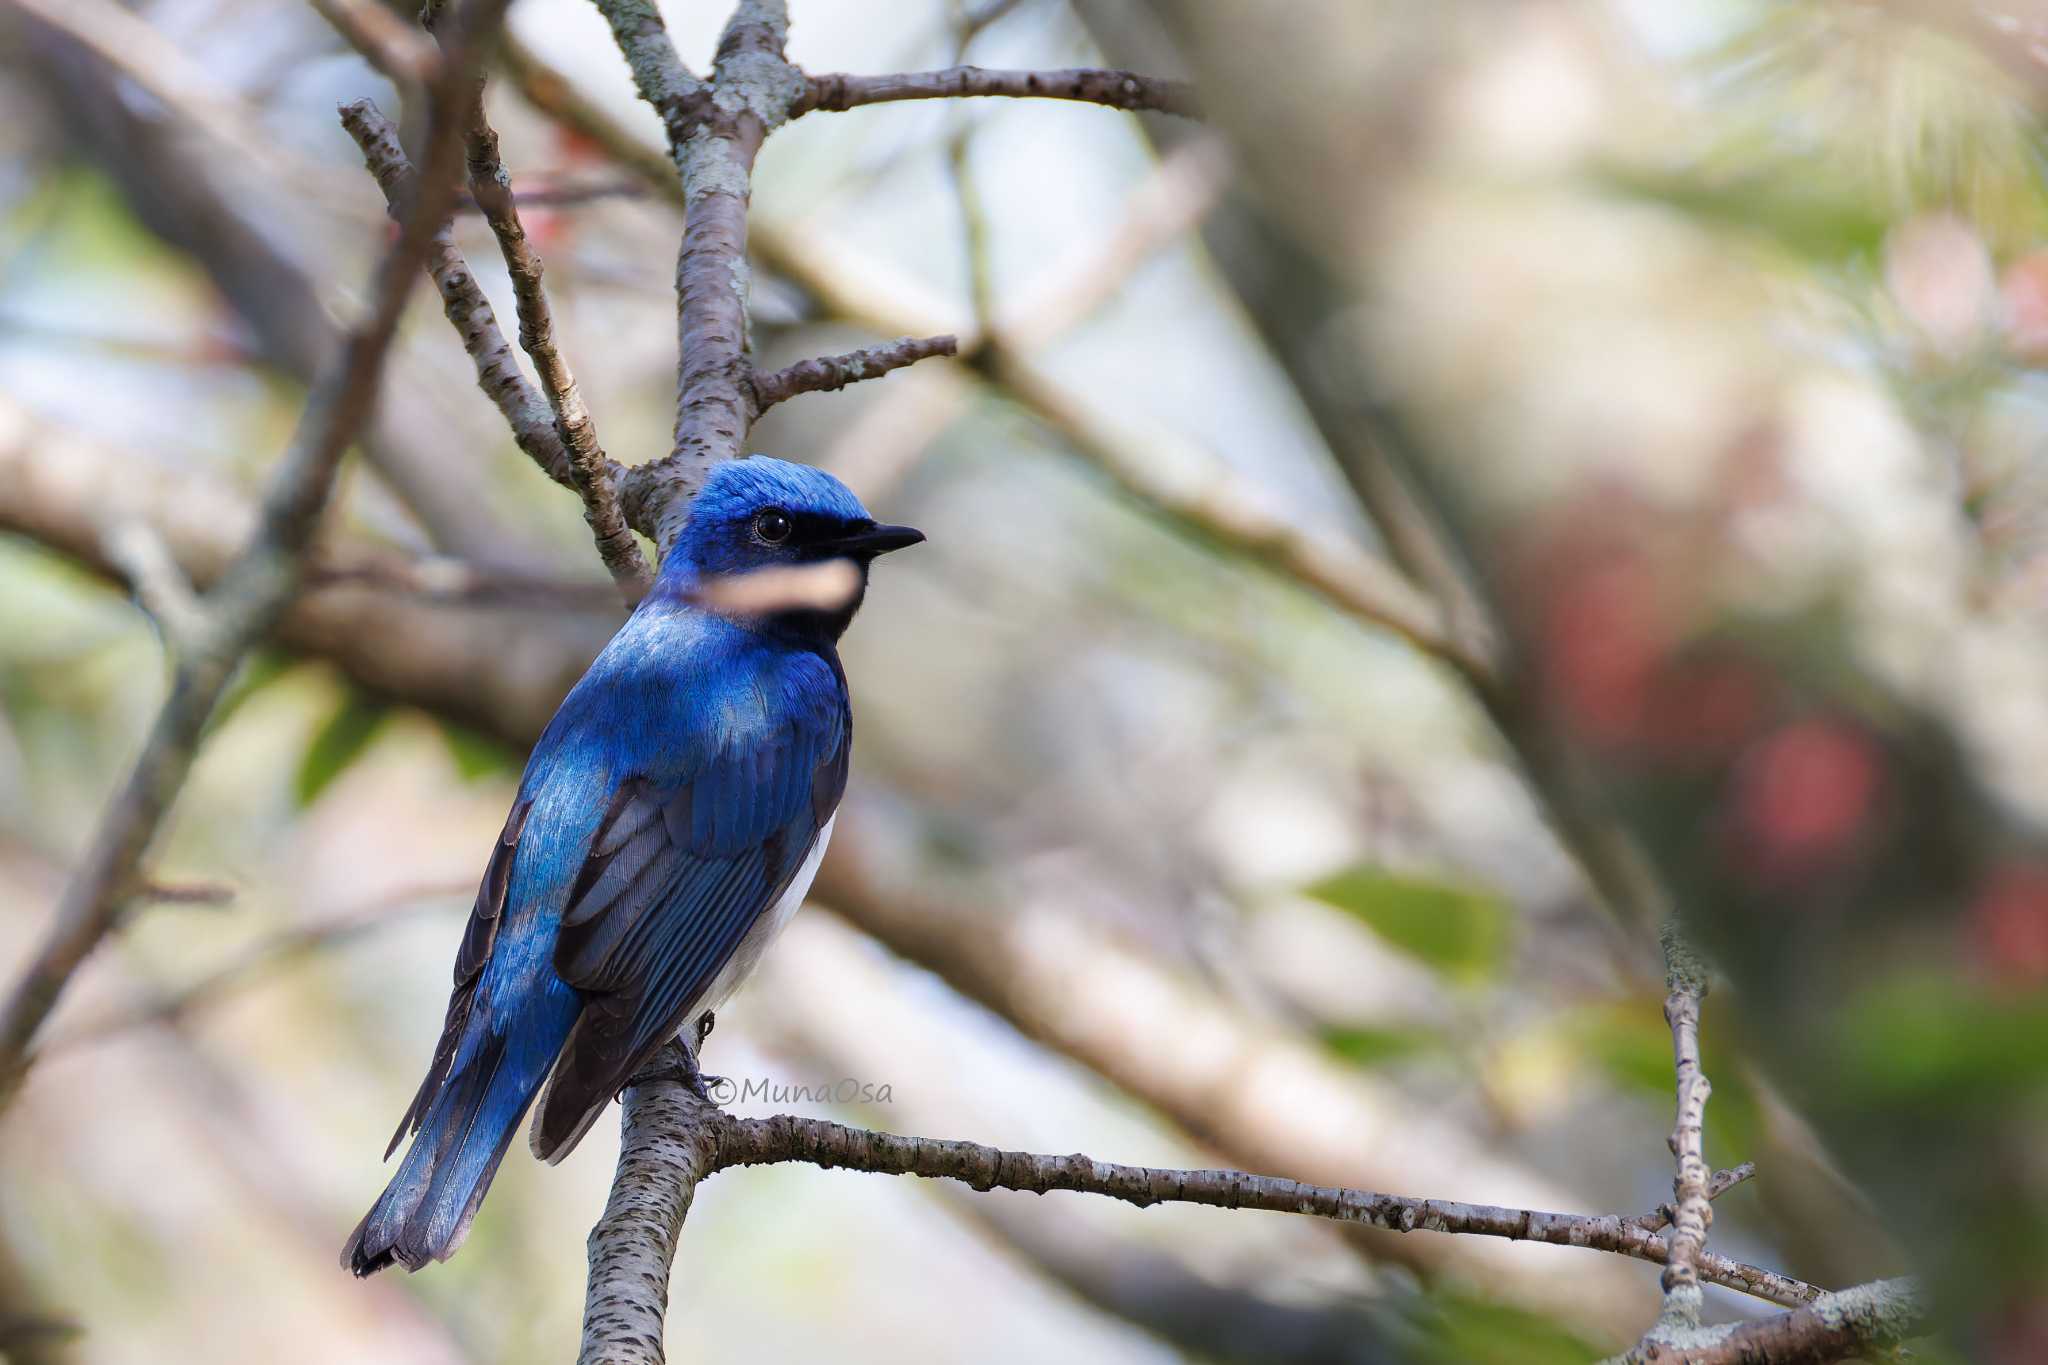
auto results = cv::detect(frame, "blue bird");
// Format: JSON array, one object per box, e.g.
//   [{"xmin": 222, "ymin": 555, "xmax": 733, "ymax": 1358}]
[{"xmin": 343, "ymin": 456, "xmax": 921, "ymax": 1275}]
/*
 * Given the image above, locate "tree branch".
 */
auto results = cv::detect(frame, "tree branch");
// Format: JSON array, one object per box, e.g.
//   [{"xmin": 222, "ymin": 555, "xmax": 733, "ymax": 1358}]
[
  {"xmin": 497, "ymin": 42, "xmax": 1467, "ymax": 666},
  {"xmin": 340, "ymin": 100, "xmax": 578, "ymax": 492},
  {"xmin": 1655, "ymin": 926, "xmax": 1717, "ymax": 1328},
  {"xmin": 748, "ymin": 334, "xmax": 959, "ymax": 411},
  {"xmin": 1605, "ymin": 1279, "xmax": 1924, "ymax": 1365},
  {"xmin": 580, "ymin": 1061, "xmax": 1817, "ymax": 1364},
  {"xmin": 429, "ymin": 15, "xmax": 653, "ymax": 599},
  {"xmin": 0, "ymin": 0, "xmax": 512, "ymax": 1107},
  {"xmin": 799, "ymin": 65, "xmax": 1199, "ymax": 118}
]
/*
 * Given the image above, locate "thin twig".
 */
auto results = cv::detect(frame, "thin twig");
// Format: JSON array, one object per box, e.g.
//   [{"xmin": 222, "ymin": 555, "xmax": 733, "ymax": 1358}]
[
  {"xmin": 1633, "ymin": 1161, "xmax": 1755, "ymax": 1233},
  {"xmin": 308, "ymin": 0, "xmax": 437, "ymax": 88},
  {"xmin": 749, "ymin": 334, "xmax": 959, "ymax": 411},
  {"xmin": 0, "ymin": 0, "xmax": 510, "ymax": 1109},
  {"xmin": 102, "ymin": 520, "xmax": 209, "ymax": 652},
  {"xmin": 497, "ymin": 44, "xmax": 1470, "ymax": 666},
  {"xmin": 1634, "ymin": 923, "xmax": 1718, "ymax": 1350},
  {"xmin": 341, "ymin": 100, "xmax": 578, "ymax": 491},
  {"xmin": 42, "ymin": 885, "xmax": 461, "ymax": 1052},
  {"xmin": 799, "ymin": 65, "xmax": 1200, "ymax": 118},
  {"xmin": 430, "ymin": 14, "xmax": 652, "ymax": 599},
  {"xmin": 455, "ymin": 178, "xmax": 648, "ymax": 212}
]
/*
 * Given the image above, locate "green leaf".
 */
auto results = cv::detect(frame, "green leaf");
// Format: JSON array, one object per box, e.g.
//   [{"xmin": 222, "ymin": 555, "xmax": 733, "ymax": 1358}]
[
  {"xmin": 295, "ymin": 693, "xmax": 389, "ymax": 806},
  {"xmin": 1321, "ymin": 1025, "xmax": 1442, "ymax": 1068},
  {"xmin": 1839, "ymin": 975, "xmax": 2048, "ymax": 1103},
  {"xmin": 1594, "ymin": 164, "xmax": 1891, "ymax": 265},
  {"xmin": 439, "ymin": 720, "xmax": 517, "ymax": 782},
  {"xmin": 1406, "ymin": 1288, "xmax": 1602, "ymax": 1365},
  {"xmin": 1305, "ymin": 867, "xmax": 1511, "ymax": 982},
  {"xmin": 204, "ymin": 650, "xmax": 298, "ymax": 738}
]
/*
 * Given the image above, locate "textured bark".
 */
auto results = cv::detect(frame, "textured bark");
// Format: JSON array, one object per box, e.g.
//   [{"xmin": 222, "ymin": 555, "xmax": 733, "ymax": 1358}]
[
  {"xmin": 750, "ymin": 334, "xmax": 959, "ymax": 410},
  {"xmin": 800, "ymin": 65, "xmax": 1199, "ymax": 118},
  {"xmin": 430, "ymin": 14, "xmax": 653, "ymax": 599}
]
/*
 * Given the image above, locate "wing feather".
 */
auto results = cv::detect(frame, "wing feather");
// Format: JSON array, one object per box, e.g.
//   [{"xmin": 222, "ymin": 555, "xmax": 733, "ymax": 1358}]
[{"xmin": 531, "ymin": 675, "xmax": 850, "ymax": 1159}]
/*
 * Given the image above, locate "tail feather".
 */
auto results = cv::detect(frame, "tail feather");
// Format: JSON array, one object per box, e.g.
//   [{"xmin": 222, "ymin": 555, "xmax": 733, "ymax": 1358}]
[{"xmin": 345, "ymin": 1003, "xmax": 573, "ymax": 1275}]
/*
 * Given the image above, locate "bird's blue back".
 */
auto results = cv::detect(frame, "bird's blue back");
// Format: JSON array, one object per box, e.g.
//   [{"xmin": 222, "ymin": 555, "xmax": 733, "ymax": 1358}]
[{"xmin": 345, "ymin": 458, "xmax": 884, "ymax": 1274}]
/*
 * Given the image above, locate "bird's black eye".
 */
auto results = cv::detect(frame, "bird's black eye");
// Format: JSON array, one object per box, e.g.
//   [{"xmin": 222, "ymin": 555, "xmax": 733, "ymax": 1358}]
[{"xmin": 752, "ymin": 508, "xmax": 793, "ymax": 544}]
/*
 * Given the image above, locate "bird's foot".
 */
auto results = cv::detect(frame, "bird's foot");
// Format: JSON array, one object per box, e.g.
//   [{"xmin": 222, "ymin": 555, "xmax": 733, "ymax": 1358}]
[
  {"xmin": 634, "ymin": 1037, "xmax": 719, "ymax": 1104},
  {"xmin": 693, "ymin": 1009, "xmax": 716, "ymax": 1052}
]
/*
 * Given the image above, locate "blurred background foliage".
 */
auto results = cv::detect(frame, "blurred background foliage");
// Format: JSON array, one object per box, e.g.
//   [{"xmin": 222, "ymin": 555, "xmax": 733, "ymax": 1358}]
[{"xmin": 1, "ymin": 0, "xmax": 2046, "ymax": 1362}]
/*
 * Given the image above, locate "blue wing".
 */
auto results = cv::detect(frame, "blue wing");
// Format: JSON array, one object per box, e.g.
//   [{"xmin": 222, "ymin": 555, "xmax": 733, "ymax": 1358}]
[{"xmin": 527, "ymin": 648, "xmax": 850, "ymax": 1159}]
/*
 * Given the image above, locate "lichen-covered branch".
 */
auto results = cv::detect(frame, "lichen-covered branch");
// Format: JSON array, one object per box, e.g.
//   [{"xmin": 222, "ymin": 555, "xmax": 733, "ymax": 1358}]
[
  {"xmin": 1604, "ymin": 1278, "xmax": 1925, "ymax": 1365},
  {"xmin": 799, "ymin": 65, "xmax": 1199, "ymax": 118},
  {"xmin": 750, "ymin": 334, "xmax": 959, "ymax": 411},
  {"xmin": 580, "ymin": 1064, "xmax": 1815, "ymax": 1364},
  {"xmin": 1658, "ymin": 926, "xmax": 1716, "ymax": 1317},
  {"xmin": 0, "ymin": 0, "xmax": 513, "ymax": 1108}
]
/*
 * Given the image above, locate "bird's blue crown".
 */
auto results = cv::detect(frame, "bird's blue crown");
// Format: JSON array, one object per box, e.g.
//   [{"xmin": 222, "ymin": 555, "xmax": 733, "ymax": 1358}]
[{"xmin": 670, "ymin": 456, "xmax": 874, "ymax": 578}]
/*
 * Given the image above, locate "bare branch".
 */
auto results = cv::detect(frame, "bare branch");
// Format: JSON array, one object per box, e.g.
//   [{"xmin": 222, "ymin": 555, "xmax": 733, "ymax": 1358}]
[
  {"xmin": 308, "ymin": 0, "xmax": 438, "ymax": 88},
  {"xmin": 0, "ymin": 411, "xmax": 1847, "ymax": 1340},
  {"xmin": 1633, "ymin": 1162, "xmax": 1755, "ymax": 1233},
  {"xmin": 101, "ymin": 520, "xmax": 209, "ymax": 652},
  {"xmin": 581, "ymin": 1063, "xmax": 1821, "ymax": 1363},
  {"xmin": 1605, "ymin": 1278, "xmax": 1925, "ymax": 1365},
  {"xmin": 9, "ymin": 0, "xmax": 304, "ymax": 184},
  {"xmin": 340, "ymin": 100, "xmax": 577, "ymax": 491},
  {"xmin": 41, "ymin": 883, "xmax": 459, "ymax": 1053},
  {"xmin": 590, "ymin": 0, "xmax": 704, "ymax": 138},
  {"xmin": 495, "ymin": 45, "xmax": 1474, "ymax": 667},
  {"xmin": 430, "ymin": 24, "xmax": 652, "ymax": 600},
  {"xmin": 1658, "ymin": 926, "xmax": 1716, "ymax": 1318},
  {"xmin": 800, "ymin": 65, "xmax": 1199, "ymax": 119},
  {"xmin": 749, "ymin": 334, "xmax": 959, "ymax": 411},
  {"xmin": 0, "ymin": 0, "xmax": 512, "ymax": 1108},
  {"xmin": 455, "ymin": 177, "xmax": 648, "ymax": 212},
  {"xmin": 590, "ymin": 0, "xmax": 804, "ymax": 547}
]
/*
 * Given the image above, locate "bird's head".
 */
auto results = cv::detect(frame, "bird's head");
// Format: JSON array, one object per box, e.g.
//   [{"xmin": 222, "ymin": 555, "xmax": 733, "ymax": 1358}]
[{"xmin": 666, "ymin": 456, "xmax": 923, "ymax": 641}]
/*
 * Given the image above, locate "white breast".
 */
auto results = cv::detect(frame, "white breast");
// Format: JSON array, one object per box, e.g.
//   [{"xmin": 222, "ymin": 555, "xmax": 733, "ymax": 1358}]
[{"xmin": 691, "ymin": 813, "xmax": 835, "ymax": 1020}]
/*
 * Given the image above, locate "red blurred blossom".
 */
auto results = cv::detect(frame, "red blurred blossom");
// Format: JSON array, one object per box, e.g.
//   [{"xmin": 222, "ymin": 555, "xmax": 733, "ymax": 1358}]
[
  {"xmin": 526, "ymin": 204, "xmax": 568, "ymax": 253},
  {"xmin": 1726, "ymin": 720, "xmax": 1885, "ymax": 887},
  {"xmin": 1538, "ymin": 551, "xmax": 1667, "ymax": 749},
  {"xmin": 1968, "ymin": 863, "xmax": 2048, "ymax": 990},
  {"xmin": 554, "ymin": 125, "xmax": 608, "ymax": 167},
  {"xmin": 1639, "ymin": 656, "xmax": 1769, "ymax": 766}
]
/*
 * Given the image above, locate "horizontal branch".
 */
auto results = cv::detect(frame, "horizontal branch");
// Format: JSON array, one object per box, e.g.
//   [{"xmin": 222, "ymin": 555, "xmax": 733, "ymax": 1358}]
[
  {"xmin": 749, "ymin": 334, "xmax": 958, "ymax": 411},
  {"xmin": 799, "ymin": 65, "xmax": 1199, "ymax": 119},
  {"xmin": 584, "ymin": 1066, "xmax": 1821, "ymax": 1362}
]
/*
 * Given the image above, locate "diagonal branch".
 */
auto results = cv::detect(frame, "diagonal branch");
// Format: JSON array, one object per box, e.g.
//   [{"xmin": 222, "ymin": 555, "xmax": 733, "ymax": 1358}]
[
  {"xmin": 799, "ymin": 65, "xmax": 1199, "ymax": 118},
  {"xmin": 0, "ymin": 0, "xmax": 514, "ymax": 1108},
  {"xmin": 342, "ymin": 101, "xmax": 577, "ymax": 492},
  {"xmin": 749, "ymin": 334, "xmax": 959, "ymax": 412},
  {"xmin": 430, "ymin": 27, "xmax": 651, "ymax": 599}
]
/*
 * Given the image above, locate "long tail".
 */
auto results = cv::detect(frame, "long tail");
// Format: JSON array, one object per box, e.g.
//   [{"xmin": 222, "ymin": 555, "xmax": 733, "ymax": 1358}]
[{"xmin": 343, "ymin": 1000, "xmax": 574, "ymax": 1276}]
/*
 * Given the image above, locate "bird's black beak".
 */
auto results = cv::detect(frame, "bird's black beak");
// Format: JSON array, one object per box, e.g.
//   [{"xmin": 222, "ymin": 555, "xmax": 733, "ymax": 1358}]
[{"xmin": 827, "ymin": 522, "xmax": 925, "ymax": 557}]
